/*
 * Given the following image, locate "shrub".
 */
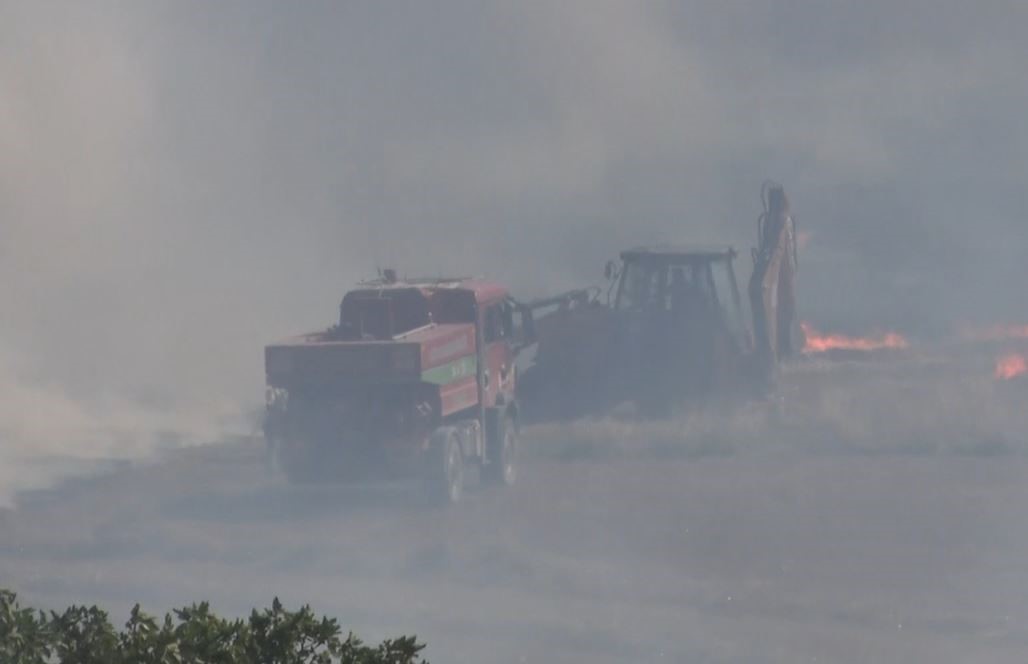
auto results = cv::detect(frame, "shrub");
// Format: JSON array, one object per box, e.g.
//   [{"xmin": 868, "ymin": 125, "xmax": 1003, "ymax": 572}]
[{"xmin": 0, "ymin": 589, "xmax": 426, "ymax": 664}]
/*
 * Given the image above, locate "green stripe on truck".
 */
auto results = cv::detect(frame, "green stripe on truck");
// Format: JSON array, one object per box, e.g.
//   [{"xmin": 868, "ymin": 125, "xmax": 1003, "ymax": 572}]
[{"xmin": 421, "ymin": 355, "xmax": 477, "ymax": 385}]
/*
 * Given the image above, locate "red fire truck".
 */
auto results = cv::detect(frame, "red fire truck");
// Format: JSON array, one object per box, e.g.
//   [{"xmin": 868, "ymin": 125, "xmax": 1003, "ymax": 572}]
[{"xmin": 264, "ymin": 273, "xmax": 523, "ymax": 503}]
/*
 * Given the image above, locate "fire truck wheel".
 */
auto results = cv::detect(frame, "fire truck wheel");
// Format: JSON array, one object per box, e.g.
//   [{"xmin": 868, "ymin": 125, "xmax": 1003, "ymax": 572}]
[
  {"xmin": 485, "ymin": 415, "xmax": 518, "ymax": 487},
  {"xmin": 429, "ymin": 428, "xmax": 464, "ymax": 504}
]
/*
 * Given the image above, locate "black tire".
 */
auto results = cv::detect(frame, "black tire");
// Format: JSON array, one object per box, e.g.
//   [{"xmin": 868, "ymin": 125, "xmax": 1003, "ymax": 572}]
[
  {"xmin": 428, "ymin": 428, "xmax": 464, "ymax": 504},
  {"xmin": 484, "ymin": 415, "xmax": 518, "ymax": 487}
]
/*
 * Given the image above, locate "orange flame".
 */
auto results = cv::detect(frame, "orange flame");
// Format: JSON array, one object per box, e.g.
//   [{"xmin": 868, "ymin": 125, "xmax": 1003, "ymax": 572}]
[
  {"xmin": 995, "ymin": 353, "xmax": 1027, "ymax": 380},
  {"xmin": 801, "ymin": 322, "xmax": 909, "ymax": 353}
]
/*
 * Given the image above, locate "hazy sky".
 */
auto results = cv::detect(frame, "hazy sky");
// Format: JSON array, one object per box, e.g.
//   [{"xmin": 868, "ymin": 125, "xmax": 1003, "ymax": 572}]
[{"xmin": 2, "ymin": 1, "xmax": 1027, "ymax": 429}]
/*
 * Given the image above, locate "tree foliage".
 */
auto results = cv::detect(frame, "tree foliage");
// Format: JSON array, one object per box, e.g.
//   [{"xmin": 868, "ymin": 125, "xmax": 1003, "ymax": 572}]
[{"xmin": 0, "ymin": 589, "xmax": 427, "ymax": 664}]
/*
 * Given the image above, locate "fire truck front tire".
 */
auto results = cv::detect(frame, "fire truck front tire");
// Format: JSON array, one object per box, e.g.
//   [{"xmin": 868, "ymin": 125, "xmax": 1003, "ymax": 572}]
[
  {"xmin": 428, "ymin": 427, "xmax": 464, "ymax": 504},
  {"xmin": 484, "ymin": 415, "xmax": 518, "ymax": 487}
]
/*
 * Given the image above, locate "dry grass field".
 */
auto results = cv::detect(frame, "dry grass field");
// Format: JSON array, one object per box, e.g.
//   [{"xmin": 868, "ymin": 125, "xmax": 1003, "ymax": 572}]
[{"xmin": 3, "ymin": 349, "xmax": 1028, "ymax": 663}]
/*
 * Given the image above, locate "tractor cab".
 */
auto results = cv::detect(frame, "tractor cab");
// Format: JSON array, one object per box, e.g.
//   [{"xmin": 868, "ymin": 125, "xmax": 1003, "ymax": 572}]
[
  {"xmin": 517, "ymin": 245, "xmax": 757, "ymax": 419},
  {"xmin": 597, "ymin": 246, "xmax": 750, "ymax": 412},
  {"xmin": 516, "ymin": 184, "xmax": 799, "ymax": 419},
  {"xmin": 609, "ymin": 246, "xmax": 751, "ymax": 353}
]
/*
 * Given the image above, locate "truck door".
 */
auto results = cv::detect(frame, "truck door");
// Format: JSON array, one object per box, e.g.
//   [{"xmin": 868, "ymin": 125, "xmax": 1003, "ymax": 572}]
[{"xmin": 482, "ymin": 301, "xmax": 516, "ymax": 406}]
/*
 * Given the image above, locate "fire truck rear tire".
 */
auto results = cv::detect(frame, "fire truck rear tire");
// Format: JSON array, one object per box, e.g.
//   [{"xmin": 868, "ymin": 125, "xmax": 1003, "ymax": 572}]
[{"xmin": 428, "ymin": 428, "xmax": 464, "ymax": 504}]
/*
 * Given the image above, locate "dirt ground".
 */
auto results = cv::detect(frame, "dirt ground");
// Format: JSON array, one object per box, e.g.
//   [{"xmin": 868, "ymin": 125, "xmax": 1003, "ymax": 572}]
[{"xmin": 3, "ymin": 356, "xmax": 1028, "ymax": 663}]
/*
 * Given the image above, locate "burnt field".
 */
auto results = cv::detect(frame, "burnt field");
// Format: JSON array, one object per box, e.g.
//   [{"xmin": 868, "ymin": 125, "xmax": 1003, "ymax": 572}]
[{"xmin": 3, "ymin": 351, "xmax": 1028, "ymax": 663}]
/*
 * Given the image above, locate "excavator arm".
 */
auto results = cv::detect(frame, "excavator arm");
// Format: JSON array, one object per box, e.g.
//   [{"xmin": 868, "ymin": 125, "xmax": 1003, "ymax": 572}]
[{"xmin": 748, "ymin": 182, "xmax": 801, "ymax": 381}]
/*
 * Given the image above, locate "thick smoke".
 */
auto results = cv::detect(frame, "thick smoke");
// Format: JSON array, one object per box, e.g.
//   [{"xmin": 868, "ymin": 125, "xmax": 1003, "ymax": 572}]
[{"xmin": 2, "ymin": 1, "xmax": 1027, "ymax": 494}]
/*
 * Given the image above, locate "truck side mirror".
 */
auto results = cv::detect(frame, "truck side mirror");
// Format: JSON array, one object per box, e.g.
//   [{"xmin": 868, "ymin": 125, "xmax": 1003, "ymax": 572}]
[
  {"xmin": 502, "ymin": 304, "xmax": 514, "ymax": 339},
  {"xmin": 604, "ymin": 260, "xmax": 618, "ymax": 281},
  {"xmin": 518, "ymin": 306, "xmax": 537, "ymax": 347},
  {"xmin": 604, "ymin": 261, "xmax": 620, "ymax": 306}
]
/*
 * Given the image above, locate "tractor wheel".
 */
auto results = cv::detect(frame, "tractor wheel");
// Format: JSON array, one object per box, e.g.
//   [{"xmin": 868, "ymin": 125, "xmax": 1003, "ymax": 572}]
[
  {"xmin": 484, "ymin": 415, "xmax": 518, "ymax": 487},
  {"xmin": 428, "ymin": 428, "xmax": 464, "ymax": 504}
]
